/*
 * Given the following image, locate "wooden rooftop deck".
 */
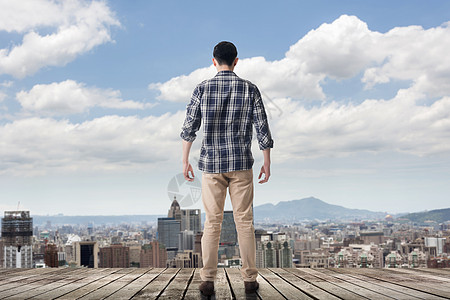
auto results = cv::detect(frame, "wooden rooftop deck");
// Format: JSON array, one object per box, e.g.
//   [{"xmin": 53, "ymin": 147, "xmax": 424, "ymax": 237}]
[{"xmin": 0, "ymin": 267, "xmax": 449, "ymax": 299}]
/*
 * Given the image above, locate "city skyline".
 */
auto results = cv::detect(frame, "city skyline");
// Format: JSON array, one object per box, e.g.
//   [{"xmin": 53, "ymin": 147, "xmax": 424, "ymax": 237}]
[{"xmin": 1, "ymin": 1, "xmax": 450, "ymax": 215}]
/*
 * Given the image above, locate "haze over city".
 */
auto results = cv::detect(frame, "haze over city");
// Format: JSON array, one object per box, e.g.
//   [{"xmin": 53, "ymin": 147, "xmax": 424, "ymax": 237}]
[{"xmin": 1, "ymin": 0, "xmax": 449, "ymax": 215}]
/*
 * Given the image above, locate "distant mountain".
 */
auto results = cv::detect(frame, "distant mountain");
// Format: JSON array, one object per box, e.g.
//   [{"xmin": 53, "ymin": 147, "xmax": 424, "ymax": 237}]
[
  {"xmin": 399, "ymin": 208, "xmax": 450, "ymax": 224},
  {"xmin": 253, "ymin": 197, "xmax": 386, "ymax": 221}
]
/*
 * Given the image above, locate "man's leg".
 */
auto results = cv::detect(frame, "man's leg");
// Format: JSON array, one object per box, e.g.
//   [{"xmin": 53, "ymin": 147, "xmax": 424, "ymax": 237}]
[
  {"xmin": 228, "ymin": 169, "xmax": 258, "ymax": 282},
  {"xmin": 200, "ymin": 172, "xmax": 228, "ymax": 282}
]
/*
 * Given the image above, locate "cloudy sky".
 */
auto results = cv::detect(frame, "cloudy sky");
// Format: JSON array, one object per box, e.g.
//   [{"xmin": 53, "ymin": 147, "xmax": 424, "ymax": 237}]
[{"xmin": 1, "ymin": 0, "xmax": 449, "ymax": 216}]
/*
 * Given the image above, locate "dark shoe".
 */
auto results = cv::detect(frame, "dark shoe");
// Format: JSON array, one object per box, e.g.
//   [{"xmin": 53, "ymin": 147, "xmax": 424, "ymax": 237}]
[
  {"xmin": 199, "ymin": 281, "xmax": 215, "ymax": 296},
  {"xmin": 244, "ymin": 281, "xmax": 259, "ymax": 294}
]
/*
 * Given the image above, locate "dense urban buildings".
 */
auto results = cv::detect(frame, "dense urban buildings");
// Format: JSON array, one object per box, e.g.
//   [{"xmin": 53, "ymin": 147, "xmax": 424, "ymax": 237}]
[{"xmin": 0, "ymin": 206, "xmax": 449, "ymax": 270}]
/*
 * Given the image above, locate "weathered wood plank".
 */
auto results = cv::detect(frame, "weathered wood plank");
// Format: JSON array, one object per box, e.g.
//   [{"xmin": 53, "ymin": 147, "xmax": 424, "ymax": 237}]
[
  {"xmin": 156, "ymin": 268, "xmax": 194, "ymax": 299},
  {"xmin": 5, "ymin": 269, "xmax": 93, "ymax": 300},
  {"xmin": 77, "ymin": 268, "xmax": 149, "ymax": 300},
  {"xmin": 258, "ymin": 268, "xmax": 312, "ymax": 300},
  {"xmin": 30, "ymin": 268, "xmax": 119, "ymax": 299},
  {"xmin": 56, "ymin": 268, "xmax": 136, "ymax": 299},
  {"xmin": 270, "ymin": 268, "xmax": 341, "ymax": 300},
  {"xmin": 224, "ymin": 268, "xmax": 247, "ymax": 299},
  {"xmin": 103, "ymin": 268, "xmax": 164, "ymax": 300},
  {"xmin": 1, "ymin": 267, "xmax": 448, "ymax": 299},
  {"xmin": 215, "ymin": 268, "xmax": 233, "ymax": 299},
  {"xmin": 0, "ymin": 268, "xmax": 65, "ymax": 286},
  {"xmin": 255, "ymin": 269, "xmax": 285, "ymax": 300},
  {"xmin": 285, "ymin": 268, "xmax": 366, "ymax": 300},
  {"xmin": 347, "ymin": 268, "xmax": 450, "ymax": 299},
  {"xmin": 132, "ymin": 268, "xmax": 180, "ymax": 299},
  {"xmin": 326, "ymin": 268, "xmax": 427, "ymax": 300},
  {"xmin": 331, "ymin": 268, "xmax": 444, "ymax": 300},
  {"xmin": 182, "ymin": 268, "xmax": 202, "ymax": 300},
  {"xmin": 409, "ymin": 268, "xmax": 450, "ymax": 278},
  {"xmin": 388, "ymin": 268, "xmax": 450, "ymax": 283},
  {"xmin": 0, "ymin": 268, "xmax": 79, "ymax": 298},
  {"xmin": 300, "ymin": 268, "xmax": 393, "ymax": 300}
]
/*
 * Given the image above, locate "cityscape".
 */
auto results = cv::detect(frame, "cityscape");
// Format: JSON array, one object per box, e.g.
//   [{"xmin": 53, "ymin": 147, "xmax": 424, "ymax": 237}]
[{"xmin": 2, "ymin": 198, "xmax": 449, "ymax": 271}]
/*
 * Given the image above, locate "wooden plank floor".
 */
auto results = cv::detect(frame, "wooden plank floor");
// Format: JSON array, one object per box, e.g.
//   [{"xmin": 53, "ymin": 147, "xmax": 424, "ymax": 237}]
[{"xmin": 0, "ymin": 268, "xmax": 449, "ymax": 299}]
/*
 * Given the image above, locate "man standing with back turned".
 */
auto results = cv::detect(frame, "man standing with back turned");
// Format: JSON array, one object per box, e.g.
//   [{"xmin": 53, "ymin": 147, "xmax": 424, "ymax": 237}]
[{"xmin": 181, "ymin": 41, "xmax": 273, "ymax": 296}]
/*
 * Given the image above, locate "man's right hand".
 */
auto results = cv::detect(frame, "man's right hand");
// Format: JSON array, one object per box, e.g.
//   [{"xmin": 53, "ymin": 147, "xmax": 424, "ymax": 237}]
[{"xmin": 258, "ymin": 164, "xmax": 270, "ymax": 184}]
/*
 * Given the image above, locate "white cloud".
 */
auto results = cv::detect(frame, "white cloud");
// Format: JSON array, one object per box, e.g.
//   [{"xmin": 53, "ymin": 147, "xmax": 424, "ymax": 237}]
[
  {"xmin": 0, "ymin": 112, "xmax": 186, "ymax": 175},
  {"xmin": 271, "ymin": 92, "xmax": 450, "ymax": 161},
  {"xmin": 0, "ymin": 0, "xmax": 120, "ymax": 78},
  {"xmin": 2, "ymin": 92, "xmax": 449, "ymax": 175},
  {"xmin": 16, "ymin": 80, "xmax": 154, "ymax": 115},
  {"xmin": 150, "ymin": 15, "xmax": 450, "ymax": 103}
]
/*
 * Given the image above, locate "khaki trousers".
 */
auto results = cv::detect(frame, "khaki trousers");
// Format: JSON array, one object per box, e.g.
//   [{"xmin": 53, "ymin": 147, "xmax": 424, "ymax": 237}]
[{"xmin": 200, "ymin": 169, "xmax": 258, "ymax": 282}]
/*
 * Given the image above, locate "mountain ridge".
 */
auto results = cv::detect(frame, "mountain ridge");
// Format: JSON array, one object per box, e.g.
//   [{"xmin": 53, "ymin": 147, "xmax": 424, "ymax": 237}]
[
  {"xmin": 253, "ymin": 197, "xmax": 386, "ymax": 221},
  {"xmin": 399, "ymin": 208, "xmax": 450, "ymax": 223}
]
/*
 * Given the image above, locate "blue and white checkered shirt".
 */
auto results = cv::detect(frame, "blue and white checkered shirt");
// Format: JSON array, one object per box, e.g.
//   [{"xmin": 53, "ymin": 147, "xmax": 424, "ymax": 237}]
[{"xmin": 181, "ymin": 70, "xmax": 273, "ymax": 173}]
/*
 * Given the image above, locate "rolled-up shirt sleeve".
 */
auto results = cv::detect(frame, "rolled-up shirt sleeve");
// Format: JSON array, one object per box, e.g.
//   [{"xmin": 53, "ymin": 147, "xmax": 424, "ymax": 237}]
[
  {"xmin": 252, "ymin": 87, "xmax": 274, "ymax": 150},
  {"xmin": 180, "ymin": 85, "xmax": 202, "ymax": 142}
]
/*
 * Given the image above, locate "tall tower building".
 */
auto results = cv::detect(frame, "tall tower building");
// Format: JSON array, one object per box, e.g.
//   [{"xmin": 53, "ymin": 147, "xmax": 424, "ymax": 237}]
[
  {"xmin": 157, "ymin": 218, "xmax": 181, "ymax": 249},
  {"xmin": 1, "ymin": 211, "xmax": 33, "ymax": 268},
  {"xmin": 168, "ymin": 197, "xmax": 182, "ymax": 221},
  {"xmin": 181, "ymin": 209, "xmax": 201, "ymax": 233},
  {"xmin": 178, "ymin": 230, "xmax": 194, "ymax": 251},
  {"xmin": 219, "ymin": 211, "xmax": 237, "ymax": 245}
]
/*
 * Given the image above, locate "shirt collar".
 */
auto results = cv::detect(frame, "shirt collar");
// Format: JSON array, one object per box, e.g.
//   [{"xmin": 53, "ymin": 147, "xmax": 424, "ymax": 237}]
[{"xmin": 215, "ymin": 70, "xmax": 235, "ymax": 76}]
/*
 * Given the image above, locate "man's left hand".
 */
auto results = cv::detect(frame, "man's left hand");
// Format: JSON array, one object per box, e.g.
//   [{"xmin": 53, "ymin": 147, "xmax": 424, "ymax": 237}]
[{"xmin": 183, "ymin": 162, "xmax": 195, "ymax": 181}]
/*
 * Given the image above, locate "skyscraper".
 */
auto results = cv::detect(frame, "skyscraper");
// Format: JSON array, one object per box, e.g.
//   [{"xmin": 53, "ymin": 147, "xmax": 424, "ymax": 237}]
[
  {"xmin": 157, "ymin": 218, "xmax": 181, "ymax": 249},
  {"xmin": 168, "ymin": 197, "xmax": 182, "ymax": 221},
  {"xmin": 181, "ymin": 209, "xmax": 201, "ymax": 233},
  {"xmin": 178, "ymin": 230, "xmax": 194, "ymax": 251},
  {"xmin": 1, "ymin": 211, "xmax": 33, "ymax": 268},
  {"xmin": 219, "ymin": 210, "xmax": 237, "ymax": 245}
]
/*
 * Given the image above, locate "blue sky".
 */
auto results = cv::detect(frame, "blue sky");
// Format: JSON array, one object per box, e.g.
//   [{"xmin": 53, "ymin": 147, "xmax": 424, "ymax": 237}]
[{"xmin": 1, "ymin": 0, "xmax": 449, "ymax": 216}]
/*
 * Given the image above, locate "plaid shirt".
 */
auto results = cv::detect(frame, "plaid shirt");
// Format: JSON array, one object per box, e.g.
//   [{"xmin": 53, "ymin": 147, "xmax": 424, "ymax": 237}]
[{"xmin": 181, "ymin": 70, "xmax": 273, "ymax": 173}]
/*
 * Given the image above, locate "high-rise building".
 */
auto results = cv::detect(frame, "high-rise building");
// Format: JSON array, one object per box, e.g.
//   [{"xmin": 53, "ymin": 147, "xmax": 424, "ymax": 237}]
[
  {"xmin": 278, "ymin": 241, "xmax": 293, "ymax": 268},
  {"xmin": 219, "ymin": 211, "xmax": 237, "ymax": 246},
  {"xmin": 140, "ymin": 241, "xmax": 167, "ymax": 268},
  {"xmin": 1, "ymin": 211, "xmax": 33, "ymax": 268},
  {"xmin": 256, "ymin": 241, "xmax": 277, "ymax": 268},
  {"xmin": 99, "ymin": 244, "xmax": 130, "ymax": 268},
  {"xmin": 44, "ymin": 243, "xmax": 59, "ymax": 268},
  {"xmin": 157, "ymin": 218, "xmax": 181, "ymax": 249},
  {"xmin": 168, "ymin": 197, "xmax": 182, "ymax": 221},
  {"xmin": 194, "ymin": 232, "xmax": 203, "ymax": 255},
  {"xmin": 181, "ymin": 209, "xmax": 201, "ymax": 233},
  {"xmin": 178, "ymin": 230, "xmax": 194, "ymax": 251},
  {"xmin": 256, "ymin": 238, "xmax": 293, "ymax": 268},
  {"xmin": 74, "ymin": 241, "xmax": 98, "ymax": 268}
]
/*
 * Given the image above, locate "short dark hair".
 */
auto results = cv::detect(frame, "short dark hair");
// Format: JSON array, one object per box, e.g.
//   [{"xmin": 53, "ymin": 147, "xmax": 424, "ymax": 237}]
[{"xmin": 213, "ymin": 41, "xmax": 238, "ymax": 66}]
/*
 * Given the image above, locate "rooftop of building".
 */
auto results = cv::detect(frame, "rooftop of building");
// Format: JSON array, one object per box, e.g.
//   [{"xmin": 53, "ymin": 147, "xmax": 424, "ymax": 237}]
[{"xmin": 0, "ymin": 267, "xmax": 448, "ymax": 299}]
